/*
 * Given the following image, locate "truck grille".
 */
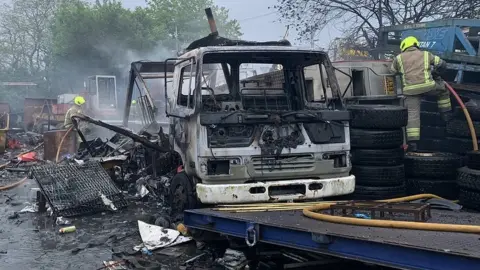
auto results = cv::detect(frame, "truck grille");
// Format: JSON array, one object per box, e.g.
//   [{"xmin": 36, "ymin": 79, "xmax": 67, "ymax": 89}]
[{"xmin": 251, "ymin": 154, "xmax": 315, "ymax": 173}]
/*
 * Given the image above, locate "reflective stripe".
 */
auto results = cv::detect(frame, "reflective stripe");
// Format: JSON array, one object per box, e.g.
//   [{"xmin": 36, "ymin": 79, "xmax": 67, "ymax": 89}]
[
  {"xmin": 396, "ymin": 55, "xmax": 406, "ymax": 85},
  {"xmin": 423, "ymin": 52, "xmax": 431, "ymax": 83},
  {"xmin": 434, "ymin": 55, "xmax": 441, "ymax": 65},
  {"xmin": 437, "ymin": 98, "xmax": 451, "ymax": 107},
  {"xmin": 406, "ymin": 127, "xmax": 421, "ymax": 141},
  {"xmin": 403, "ymin": 81, "xmax": 435, "ymax": 91}
]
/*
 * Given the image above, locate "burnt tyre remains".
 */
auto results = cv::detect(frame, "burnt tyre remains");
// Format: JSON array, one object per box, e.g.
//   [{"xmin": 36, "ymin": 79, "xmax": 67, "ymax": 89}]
[
  {"xmin": 404, "ymin": 152, "xmax": 463, "ymax": 199},
  {"xmin": 347, "ymin": 104, "xmax": 407, "ymax": 200}
]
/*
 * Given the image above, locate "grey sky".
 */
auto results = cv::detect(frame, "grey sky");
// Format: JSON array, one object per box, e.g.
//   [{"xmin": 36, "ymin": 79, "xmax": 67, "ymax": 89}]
[{"xmin": 118, "ymin": 0, "xmax": 340, "ymax": 48}]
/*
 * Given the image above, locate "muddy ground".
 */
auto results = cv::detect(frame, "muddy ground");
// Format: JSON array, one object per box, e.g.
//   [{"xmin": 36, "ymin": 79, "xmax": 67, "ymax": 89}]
[{"xmin": 0, "ymin": 174, "xmax": 396, "ymax": 270}]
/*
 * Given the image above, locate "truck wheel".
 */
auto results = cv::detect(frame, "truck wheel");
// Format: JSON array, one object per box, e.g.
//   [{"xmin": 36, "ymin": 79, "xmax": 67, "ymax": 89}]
[
  {"xmin": 404, "ymin": 152, "xmax": 463, "ymax": 179},
  {"xmin": 352, "ymin": 165, "xmax": 405, "ymax": 187},
  {"xmin": 169, "ymin": 172, "xmax": 197, "ymax": 216},
  {"xmin": 420, "ymin": 126, "xmax": 446, "ymax": 139},
  {"xmin": 467, "ymin": 151, "xmax": 480, "ymax": 170},
  {"xmin": 446, "ymin": 119, "xmax": 480, "ymax": 138},
  {"xmin": 420, "ymin": 111, "xmax": 445, "ymax": 127},
  {"xmin": 352, "ymin": 185, "xmax": 406, "ymax": 200},
  {"xmin": 351, "ymin": 148, "xmax": 404, "ymax": 166},
  {"xmin": 406, "ymin": 178, "xmax": 458, "ymax": 199},
  {"xmin": 347, "ymin": 104, "xmax": 408, "ymax": 129},
  {"xmin": 457, "ymin": 167, "xmax": 480, "ymax": 192},
  {"xmin": 459, "ymin": 189, "xmax": 480, "ymax": 210},
  {"xmin": 350, "ymin": 128, "xmax": 403, "ymax": 149}
]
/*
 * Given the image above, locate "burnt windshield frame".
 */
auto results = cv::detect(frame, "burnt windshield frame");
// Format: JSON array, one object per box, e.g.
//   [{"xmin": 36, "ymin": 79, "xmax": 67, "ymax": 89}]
[{"xmin": 200, "ymin": 50, "xmax": 343, "ymax": 111}]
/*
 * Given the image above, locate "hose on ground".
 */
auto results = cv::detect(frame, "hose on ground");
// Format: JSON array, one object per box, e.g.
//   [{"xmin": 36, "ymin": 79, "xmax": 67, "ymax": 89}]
[
  {"xmin": 303, "ymin": 194, "xmax": 480, "ymax": 234},
  {"xmin": 55, "ymin": 126, "xmax": 73, "ymax": 163},
  {"xmin": 0, "ymin": 176, "xmax": 28, "ymax": 191},
  {"xmin": 444, "ymin": 82, "xmax": 478, "ymax": 151}
]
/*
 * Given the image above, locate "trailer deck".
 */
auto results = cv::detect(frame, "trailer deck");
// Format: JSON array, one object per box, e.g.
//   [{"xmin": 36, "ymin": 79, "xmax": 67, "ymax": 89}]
[{"xmin": 184, "ymin": 208, "xmax": 480, "ymax": 270}]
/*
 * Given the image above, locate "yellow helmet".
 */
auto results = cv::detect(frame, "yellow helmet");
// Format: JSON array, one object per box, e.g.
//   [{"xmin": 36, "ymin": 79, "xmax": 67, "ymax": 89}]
[
  {"xmin": 131, "ymin": 100, "xmax": 137, "ymax": 105},
  {"xmin": 74, "ymin": 96, "xmax": 86, "ymax": 106},
  {"xmin": 400, "ymin": 36, "xmax": 419, "ymax": 52}
]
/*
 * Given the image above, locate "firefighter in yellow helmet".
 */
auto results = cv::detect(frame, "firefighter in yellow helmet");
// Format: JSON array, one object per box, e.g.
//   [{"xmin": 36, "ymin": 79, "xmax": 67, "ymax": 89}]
[
  {"xmin": 390, "ymin": 36, "xmax": 451, "ymax": 151},
  {"xmin": 64, "ymin": 96, "xmax": 85, "ymax": 128}
]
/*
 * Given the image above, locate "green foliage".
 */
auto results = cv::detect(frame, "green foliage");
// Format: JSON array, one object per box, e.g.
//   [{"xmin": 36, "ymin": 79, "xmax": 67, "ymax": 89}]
[{"xmin": 0, "ymin": 0, "xmax": 242, "ymax": 108}]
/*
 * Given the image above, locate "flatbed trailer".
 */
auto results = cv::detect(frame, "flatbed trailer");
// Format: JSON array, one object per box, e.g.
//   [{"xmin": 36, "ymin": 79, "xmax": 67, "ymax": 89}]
[{"xmin": 184, "ymin": 208, "xmax": 480, "ymax": 270}]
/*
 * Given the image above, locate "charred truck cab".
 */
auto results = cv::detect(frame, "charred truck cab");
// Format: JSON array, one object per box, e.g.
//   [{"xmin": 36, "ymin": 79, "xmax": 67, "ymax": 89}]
[{"xmin": 161, "ymin": 43, "xmax": 354, "ymax": 204}]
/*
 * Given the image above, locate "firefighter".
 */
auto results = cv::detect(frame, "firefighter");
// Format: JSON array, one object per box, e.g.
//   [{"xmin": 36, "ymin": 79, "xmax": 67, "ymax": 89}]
[
  {"xmin": 390, "ymin": 36, "xmax": 452, "ymax": 151},
  {"xmin": 64, "ymin": 96, "xmax": 85, "ymax": 128}
]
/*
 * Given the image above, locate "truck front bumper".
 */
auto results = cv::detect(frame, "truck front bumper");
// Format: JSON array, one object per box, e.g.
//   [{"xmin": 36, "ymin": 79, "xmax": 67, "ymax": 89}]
[{"xmin": 196, "ymin": 175, "xmax": 355, "ymax": 204}]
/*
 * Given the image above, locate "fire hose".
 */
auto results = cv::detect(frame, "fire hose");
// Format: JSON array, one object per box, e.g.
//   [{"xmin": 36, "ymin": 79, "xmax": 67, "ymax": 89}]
[{"xmin": 303, "ymin": 82, "xmax": 480, "ymax": 233}]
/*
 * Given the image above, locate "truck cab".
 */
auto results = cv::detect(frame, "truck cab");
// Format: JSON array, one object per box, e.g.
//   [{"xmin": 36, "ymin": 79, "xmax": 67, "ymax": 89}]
[{"xmin": 161, "ymin": 45, "xmax": 355, "ymax": 205}]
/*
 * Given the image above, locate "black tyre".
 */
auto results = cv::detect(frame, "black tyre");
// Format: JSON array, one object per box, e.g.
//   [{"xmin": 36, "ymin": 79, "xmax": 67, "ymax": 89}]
[
  {"xmin": 420, "ymin": 126, "xmax": 446, "ymax": 139},
  {"xmin": 464, "ymin": 99, "xmax": 480, "ymax": 121},
  {"xmin": 351, "ymin": 148, "xmax": 404, "ymax": 166},
  {"xmin": 459, "ymin": 189, "xmax": 480, "ymax": 211},
  {"xmin": 445, "ymin": 137, "xmax": 478, "ymax": 154},
  {"xmin": 417, "ymin": 139, "xmax": 450, "ymax": 153},
  {"xmin": 347, "ymin": 104, "xmax": 408, "ymax": 129},
  {"xmin": 352, "ymin": 185, "xmax": 407, "ymax": 200},
  {"xmin": 420, "ymin": 100, "xmax": 438, "ymax": 112},
  {"xmin": 168, "ymin": 172, "xmax": 197, "ymax": 216},
  {"xmin": 404, "ymin": 152, "xmax": 463, "ymax": 179},
  {"xmin": 420, "ymin": 111, "xmax": 445, "ymax": 127},
  {"xmin": 466, "ymin": 151, "xmax": 480, "ymax": 170},
  {"xmin": 446, "ymin": 119, "xmax": 480, "ymax": 138},
  {"xmin": 457, "ymin": 166, "xmax": 480, "ymax": 192},
  {"xmin": 406, "ymin": 178, "xmax": 458, "ymax": 199},
  {"xmin": 352, "ymin": 165, "xmax": 405, "ymax": 187},
  {"xmin": 350, "ymin": 128, "xmax": 403, "ymax": 149}
]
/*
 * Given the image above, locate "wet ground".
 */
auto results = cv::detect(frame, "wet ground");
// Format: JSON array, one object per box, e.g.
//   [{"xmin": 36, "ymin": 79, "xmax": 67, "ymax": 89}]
[{"xmin": 0, "ymin": 176, "xmax": 203, "ymax": 270}]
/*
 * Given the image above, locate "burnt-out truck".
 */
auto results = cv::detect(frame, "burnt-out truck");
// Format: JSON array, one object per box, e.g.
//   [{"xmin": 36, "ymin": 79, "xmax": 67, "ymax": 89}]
[{"xmin": 122, "ymin": 9, "xmax": 355, "ymax": 212}]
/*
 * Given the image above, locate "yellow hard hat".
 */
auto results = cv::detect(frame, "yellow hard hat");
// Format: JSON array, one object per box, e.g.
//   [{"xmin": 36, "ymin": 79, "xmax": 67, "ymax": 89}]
[
  {"xmin": 132, "ymin": 100, "xmax": 137, "ymax": 105},
  {"xmin": 400, "ymin": 36, "xmax": 419, "ymax": 52},
  {"xmin": 74, "ymin": 96, "xmax": 86, "ymax": 106}
]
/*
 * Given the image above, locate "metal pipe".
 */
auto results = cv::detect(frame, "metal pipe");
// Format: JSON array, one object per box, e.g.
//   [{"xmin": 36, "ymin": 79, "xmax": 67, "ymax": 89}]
[{"xmin": 205, "ymin": 8, "xmax": 218, "ymax": 35}]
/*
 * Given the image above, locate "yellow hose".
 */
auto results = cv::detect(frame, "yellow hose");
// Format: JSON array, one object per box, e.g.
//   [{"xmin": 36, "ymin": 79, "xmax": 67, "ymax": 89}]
[
  {"xmin": 303, "ymin": 194, "xmax": 480, "ymax": 233},
  {"xmin": 55, "ymin": 126, "xmax": 73, "ymax": 163},
  {"xmin": 444, "ymin": 82, "xmax": 478, "ymax": 150},
  {"xmin": 0, "ymin": 177, "xmax": 28, "ymax": 191}
]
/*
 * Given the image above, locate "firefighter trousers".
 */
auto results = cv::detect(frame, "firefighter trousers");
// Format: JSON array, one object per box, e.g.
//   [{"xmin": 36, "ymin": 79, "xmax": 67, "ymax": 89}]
[{"xmin": 405, "ymin": 80, "xmax": 452, "ymax": 142}]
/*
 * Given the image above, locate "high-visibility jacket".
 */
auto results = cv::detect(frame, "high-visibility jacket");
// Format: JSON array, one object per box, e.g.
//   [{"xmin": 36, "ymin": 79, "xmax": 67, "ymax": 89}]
[
  {"xmin": 390, "ymin": 47, "xmax": 446, "ymax": 95},
  {"xmin": 63, "ymin": 104, "xmax": 83, "ymax": 128}
]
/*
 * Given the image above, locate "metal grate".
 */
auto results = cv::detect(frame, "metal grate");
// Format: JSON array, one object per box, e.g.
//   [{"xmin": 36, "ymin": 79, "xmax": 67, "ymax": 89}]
[{"xmin": 31, "ymin": 161, "xmax": 128, "ymax": 217}]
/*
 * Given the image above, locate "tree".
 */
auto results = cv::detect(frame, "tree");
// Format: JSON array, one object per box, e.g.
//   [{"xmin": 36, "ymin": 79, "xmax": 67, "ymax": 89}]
[
  {"xmin": 146, "ymin": 0, "xmax": 242, "ymax": 49},
  {"xmin": 273, "ymin": 0, "xmax": 480, "ymax": 56}
]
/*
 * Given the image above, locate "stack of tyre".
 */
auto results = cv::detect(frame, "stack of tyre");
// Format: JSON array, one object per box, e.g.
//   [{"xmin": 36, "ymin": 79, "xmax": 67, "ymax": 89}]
[
  {"xmin": 418, "ymin": 96, "xmax": 480, "ymax": 154},
  {"xmin": 417, "ymin": 96, "xmax": 448, "ymax": 152},
  {"xmin": 347, "ymin": 104, "xmax": 408, "ymax": 200},
  {"xmin": 404, "ymin": 152, "xmax": 463, "ymax": 199},
  {"xmin": 457, "ymin": 151, "xmax": 480, "ymax": 210}
]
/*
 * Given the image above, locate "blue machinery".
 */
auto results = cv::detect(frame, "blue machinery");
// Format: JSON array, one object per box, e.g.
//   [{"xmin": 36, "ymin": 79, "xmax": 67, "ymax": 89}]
[
  {"xmin": 379, "ymin": 19, "xmax": 480, "ymax": 93},
  {"xmin": 184, "ymin": 209, "xmax": 480, "ymax": 269}
]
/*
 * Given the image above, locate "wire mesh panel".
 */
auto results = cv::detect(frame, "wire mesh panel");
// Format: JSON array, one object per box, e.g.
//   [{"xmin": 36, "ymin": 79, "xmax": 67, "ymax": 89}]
[{"xmin": 31, "ymin": 161, "xmax": 128, "ymax": 217}]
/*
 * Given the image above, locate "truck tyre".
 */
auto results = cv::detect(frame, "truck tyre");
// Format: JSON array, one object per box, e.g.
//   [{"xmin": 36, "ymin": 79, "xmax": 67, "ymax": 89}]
[
  {"xmin": 420, "ymin": 100, "xmax": 438, "ymax": 112},
  {"xmin": 168, "ymin": 172, "xmax": 197, "ymax": 216},
  {"xmin": 420, "ymin": 111, "xmax": 445, "ymax": 127},
  {"xmin": 463, "ymin": 99, "xmax": 480, "ymax": 121},
  {"xmin": 446, "ymin": 119, "xmax": 480, "ymax": 138},
  {"xmin": 420, "ymin": 126, "xmax": 446, "ymax": 139},
  {"xmin": 404, "ymin": 152, "xmax": 463, "ymax": 179},
  {"xmin": 406, "ymin": 178, "xmax": 458, "ymax": 199},
  {"xmin": 466, "ymin": 151, "xmax": 480, "ymax": 170},
  {"xmin": 459, "ymin": 189, "xmax": 480, "ymax": 211},
  {"xmin": 350, "ymin": 128, "xmax": 403, "ymax": 149},
  {"xmin": 351, "ymin": 165, "xmax": 405, "ymax": 187},
  {"xmin": 353, "ymin": 185, "xmax": 406, "ymax": 200},
  {"xmin": 351, "ymin": 148, "xmax": 404, "ymax": 166},
  {"xmin": 457, "ymin": 166, "xmax": 480, "ymax": 192},
  {"xmin": 347, "ymin": 104, "xmax": 408, "ymax": 129},
  {"xmin": 445, "ymin": 137, "xmax": 479, "ymax": 154}
]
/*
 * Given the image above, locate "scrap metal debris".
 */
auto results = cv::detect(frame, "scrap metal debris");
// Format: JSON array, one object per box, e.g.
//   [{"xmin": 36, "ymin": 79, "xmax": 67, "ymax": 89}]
[
  {"xmin": 133, "ymin": 220, "xmax": 192, "ymax": 251},
  {"xmin": 30, "ymin": 161, "xmax": 128, "ymax": 217}
]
